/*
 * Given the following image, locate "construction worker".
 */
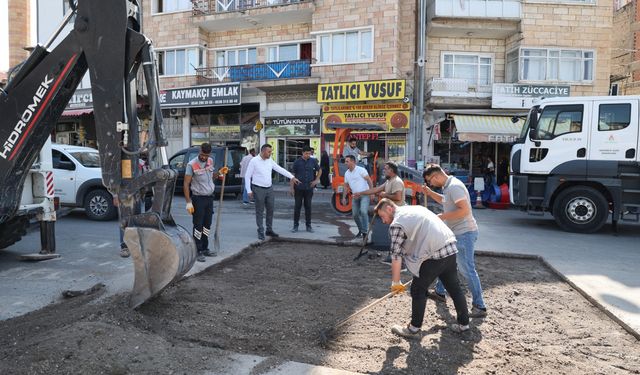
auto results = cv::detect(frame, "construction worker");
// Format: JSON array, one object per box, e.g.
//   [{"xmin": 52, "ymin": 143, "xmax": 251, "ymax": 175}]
[
  {"xmin": 184, "ymin": 143, "xmax": 227, "ymax": 262},
  {"xmin": 353, "ymin": 161, "xmax": 405, "ymax": 206},
  {"xmin": 374, "ymin": 198, "xmax": 470, "ymax": 339},
  {"xmin": 422, "ymin": 164, "xmax": 487, "ymax": 318},
  {"xmin": 245, "ymin": 144, "xmax": 301, "ymax": 240},
  {"xmin": 291, "ymin": 146, "xmax": 322, "ymax": 233},
  {"xmin": 341, "ymin": 155, "xmax": 373, "ymax": 239}
]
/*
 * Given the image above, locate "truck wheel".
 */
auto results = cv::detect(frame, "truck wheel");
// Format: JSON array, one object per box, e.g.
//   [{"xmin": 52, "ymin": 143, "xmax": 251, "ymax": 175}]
[
  {"xmin": 0, "ymin": 217, "xmax": 30, "ymax": 249},
  {"xmin": 553, "ymin": 186, "xmax": 608, "ymax": 233},
  {"xmin": 84, "ymin": 189, "xmax": 117, "ymax": 221}
]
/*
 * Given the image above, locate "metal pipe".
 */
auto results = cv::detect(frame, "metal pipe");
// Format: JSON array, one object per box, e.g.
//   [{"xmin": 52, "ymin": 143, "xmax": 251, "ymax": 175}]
[{"xmin": 415, "ymin": 0, "xmax": 427, "ymax": 165}]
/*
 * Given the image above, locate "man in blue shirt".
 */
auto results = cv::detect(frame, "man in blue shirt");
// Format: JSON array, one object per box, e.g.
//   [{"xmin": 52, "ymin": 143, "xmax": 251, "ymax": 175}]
[{"xmin": 291, "ymin": 146, "xmax": 322, "ymax": 233}]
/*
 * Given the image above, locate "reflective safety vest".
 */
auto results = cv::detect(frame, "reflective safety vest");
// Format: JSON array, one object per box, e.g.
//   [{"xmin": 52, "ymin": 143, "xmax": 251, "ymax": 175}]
[{"xmin": 189, "ymin": 157, "xmax": 215, "ymax": 196}]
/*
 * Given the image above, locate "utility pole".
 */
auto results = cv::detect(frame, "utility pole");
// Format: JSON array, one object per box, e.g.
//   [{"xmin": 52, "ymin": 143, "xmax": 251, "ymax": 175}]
[{"xmin": 411, "ymin": 0, "xmax": 427, "ymax": 167}]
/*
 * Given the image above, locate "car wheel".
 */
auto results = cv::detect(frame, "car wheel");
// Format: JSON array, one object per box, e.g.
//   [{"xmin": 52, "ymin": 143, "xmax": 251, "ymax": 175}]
[
  {"xmin": 84, "ymin": 189, "xmax": 117, "ymax": 221},
  {"xmin": 553, "ymin": 186, "xmax": 608, "ymax": 233}
]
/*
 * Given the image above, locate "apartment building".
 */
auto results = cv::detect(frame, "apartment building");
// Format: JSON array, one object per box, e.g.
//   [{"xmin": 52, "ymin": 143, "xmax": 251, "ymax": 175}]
[
  {"xmin": 612, "ymin": 0, "xmax": 638, "ymax": 95},
  {"xmin": 424, "ymin": 0, "xmax": 612, "ymax": 181},
  {"xmin": 142, "ymin": 0, "xmax": 416, "ymax": 167}
]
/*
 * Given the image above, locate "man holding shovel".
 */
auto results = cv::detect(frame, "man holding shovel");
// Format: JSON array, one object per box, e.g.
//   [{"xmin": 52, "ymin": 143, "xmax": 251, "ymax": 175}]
[
  {"xmin": 184, "ymin": 143, "xmax": 228, "ymax": 262},
  {"xmin": 374, "ymin": 198, "xmax": 470, "ymax": 339}
]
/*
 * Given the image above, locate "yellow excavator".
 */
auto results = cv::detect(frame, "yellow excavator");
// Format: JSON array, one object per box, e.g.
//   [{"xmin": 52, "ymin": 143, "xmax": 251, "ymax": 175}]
[{"xmin": 0, "ymin": 0, "xmax": 195, "ymax": 307}]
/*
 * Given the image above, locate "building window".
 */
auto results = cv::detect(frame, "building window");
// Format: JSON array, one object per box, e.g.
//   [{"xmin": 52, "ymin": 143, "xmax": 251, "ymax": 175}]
[
  {"xmin": 508, "ymin": 48, "xmax": 595, "ymax": 83},
  {"xmin": 315, "ymin": 27, "xmax": 373, "ymax": 65},
  {"xmin": 268, "ymin": 44, "xmax": 299, "ymax": 63},
  {"xmin": 441, "ymin": 53, "xmax": 492, "ymax": 87},
  {"xmin": 598, "ymin": 104, "xmax": 631, "ymax": 131},
  {"xmin": 158, "ymin": 47, "xmax": 204, "ymax": 76},
  {"xmin": 216, "ymin": 48, "xmax": 257, "ymax": 67},
  {"xmin": 154, "ymin": 0, "xmax": 192, "ymax": 13}
]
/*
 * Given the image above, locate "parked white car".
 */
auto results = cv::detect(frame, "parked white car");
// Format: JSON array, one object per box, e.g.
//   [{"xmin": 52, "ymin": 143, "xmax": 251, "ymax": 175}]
[{"xmin": 51, "ymin": 143, "xmax": 117, "ymax": 220}]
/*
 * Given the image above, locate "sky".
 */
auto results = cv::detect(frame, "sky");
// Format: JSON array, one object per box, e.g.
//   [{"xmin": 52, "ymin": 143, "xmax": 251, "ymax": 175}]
[{"xmin": 1, "ymin": 0, "xmax": 8, "ymax": 72}]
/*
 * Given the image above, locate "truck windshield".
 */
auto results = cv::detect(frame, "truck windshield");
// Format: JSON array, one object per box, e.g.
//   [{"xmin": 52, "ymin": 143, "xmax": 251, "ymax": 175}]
[{"xmin": 71, "ymin": 151, "xmax": 101, "ymax": 168}]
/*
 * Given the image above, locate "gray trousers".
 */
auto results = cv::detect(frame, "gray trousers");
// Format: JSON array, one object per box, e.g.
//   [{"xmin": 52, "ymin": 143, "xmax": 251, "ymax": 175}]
[{"xmin": 252, "ymin": 184, "xmax": 274, "ymax": 234}]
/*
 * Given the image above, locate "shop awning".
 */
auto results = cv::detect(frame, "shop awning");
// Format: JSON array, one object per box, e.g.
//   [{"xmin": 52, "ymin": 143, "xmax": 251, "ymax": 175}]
[
  {"xmin": 453, "ymin": 115, "xmax": 521, "ymax": 143},
  {"xmin": 61, "ymin": 108, "xmax": 93, "ymax": 117}
]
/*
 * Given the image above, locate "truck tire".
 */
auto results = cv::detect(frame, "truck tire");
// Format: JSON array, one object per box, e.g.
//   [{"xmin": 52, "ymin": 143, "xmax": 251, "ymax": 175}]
[
  {"xmin": 84, "ymin": 189, "xmax": 117, "ymax": 221},
  {"xmin": 0, "ymin": 217, "xmax": 30, "ymax": 249},
  {"xmin": 553, "ymin": 186, "xmax": 608, "ymax": 233}
]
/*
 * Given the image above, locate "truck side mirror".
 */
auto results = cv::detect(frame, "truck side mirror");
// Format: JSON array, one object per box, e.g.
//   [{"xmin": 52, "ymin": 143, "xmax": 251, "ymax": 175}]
[{"xmin": 55, "ymin": 160, "xmax": 76, "ymax": 171}]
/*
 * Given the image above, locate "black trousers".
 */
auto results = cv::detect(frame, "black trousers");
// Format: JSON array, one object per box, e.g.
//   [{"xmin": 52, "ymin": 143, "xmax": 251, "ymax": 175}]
[
  {"xmin": 410, "ymin": 254, "xmax": 469, "ymax": 328},
  {"xmin": 293, "ymin": 188, "xmax": 314, "ymax": 227},
  {"xmin": 192, "ymin": 195, "xmax": 214, "ymax": 254}
]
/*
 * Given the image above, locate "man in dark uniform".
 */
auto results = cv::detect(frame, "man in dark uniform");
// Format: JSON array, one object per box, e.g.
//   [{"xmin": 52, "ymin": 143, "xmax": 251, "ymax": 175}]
[
  {"xmin": 183, "ymin": 143, "xmax": 227, "ymax": 262},
  {"xmin": 291, "ymin": 146, "xmax": 322, "ymax": 232}
]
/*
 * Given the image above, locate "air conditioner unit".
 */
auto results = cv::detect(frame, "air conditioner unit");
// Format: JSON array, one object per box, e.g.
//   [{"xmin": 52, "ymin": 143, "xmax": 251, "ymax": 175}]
[{"xmin": 169, "ymin": 108, "xmax": 186, "ymax": 117}]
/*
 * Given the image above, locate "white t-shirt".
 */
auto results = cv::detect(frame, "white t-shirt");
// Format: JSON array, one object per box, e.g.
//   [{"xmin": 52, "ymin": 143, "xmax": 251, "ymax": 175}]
[{"xmin": 344, "ymin": 165, "xmax": 370, "ymax": 193}]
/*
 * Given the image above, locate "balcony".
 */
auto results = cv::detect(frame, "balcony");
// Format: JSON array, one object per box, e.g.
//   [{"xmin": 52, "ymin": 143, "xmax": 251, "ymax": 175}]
[
  {"xmin": 427, "ymin": 0, "xmax": 521, "ymax": 38},
  {"xmin": 191, "ymin": 0, "xmax": 313, "ymax": 32},
  {"xmin": 426, "ymin": 78, "xmax": 492, "ymax": 108},
  {"xmin": 196, "ymin": 60, "xmax": 312, "ymax": 85}
]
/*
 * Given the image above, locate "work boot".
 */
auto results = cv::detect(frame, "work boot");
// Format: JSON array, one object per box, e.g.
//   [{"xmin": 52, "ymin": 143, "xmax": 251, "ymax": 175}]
[
  {"xmin": 119, "ymin": 246, "xmax": 130, "ymax": 258},
  {"xmin": 265, "ymin": 230, "xmax": 279, "ymax": 238},
  {"xmin": 258, "ymin": 232, "xmax": 265, "ymax": 241},
  {"xmin": 196, "ymin": 253, "xmax": 206, "ymax": 262},
  {"xmin": 391, "ymin": 324, "xmax": 421, "ymax": 340},
  {"xmin": 449, "ymin": 323, "xmax": 470, "ymax": 333},
  {"xmin": 203, "ymin": 250, "xmax": 217, "ymax": 257},
  {"xmin": 469, "ymin": 305, "xmax": 487, "ymax": 318},
  {"xmin": 291, "ymin": 225, "xmax": 299, "ymax": 233},
  {"xmin": 306, "ymin": 225, "xmax": 314, "ymax": 233}
]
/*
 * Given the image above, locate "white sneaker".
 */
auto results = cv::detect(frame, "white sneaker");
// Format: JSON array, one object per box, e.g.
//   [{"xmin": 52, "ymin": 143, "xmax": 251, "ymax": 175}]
[{"xmin": 391, "ymin": 324, "xmax": 421, "ymax": 339}]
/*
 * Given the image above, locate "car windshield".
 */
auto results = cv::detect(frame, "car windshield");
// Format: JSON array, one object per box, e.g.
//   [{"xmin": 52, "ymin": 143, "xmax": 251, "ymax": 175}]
[{"xmin": 70, "ymin": 151, "xmax": 101, "ymax": 168}]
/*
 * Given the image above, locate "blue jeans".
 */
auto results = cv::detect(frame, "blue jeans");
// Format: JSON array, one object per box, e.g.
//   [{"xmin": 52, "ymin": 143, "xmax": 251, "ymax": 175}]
[
  {"xmin": 435, "ymin": 230, "xmax": 485, "ymax": 309},
  {"xmin": 352, "ymin": 195, "xmax": 370, "ymax": 233}
]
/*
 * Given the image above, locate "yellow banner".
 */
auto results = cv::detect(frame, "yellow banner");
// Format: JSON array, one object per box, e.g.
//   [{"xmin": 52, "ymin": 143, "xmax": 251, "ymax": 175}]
[
  {"xmin": 322, "ymin": 103, "xmax": 411, "ymax": 112},
  {"xmin": 322, "ymin": 110, "xmax": 410, "ymax": 133},
  {"xmin": 317, "ymin": 79, "xmax": 406, "ymax": 103}
]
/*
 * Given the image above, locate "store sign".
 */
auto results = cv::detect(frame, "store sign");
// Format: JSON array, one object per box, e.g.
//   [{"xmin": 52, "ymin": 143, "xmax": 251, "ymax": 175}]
[
  {"xmin": 264, "ymin": 116, "xmax": 321, "ymax": 137},
  {"xmin": 160, "ymin": 83, "xmax": 241, "ymax": 108},
  {"xmin": 209, "ymin": 125, "xmax": 241, "ymax": 141},
  {"xmin": 322, "ymin": 104, "xmax": 410, "ymax": 134},
  {"xmin": 317, "ymin": 79, "xmax": 406, "ymax": 103},
  {"xmin": 322, "ymin": 103, "xmax": 411, "ymax": 112},
  {"xmin": 66, "ymin": 88, "xmax": 93, "ymax": 109},
  {"xmin": 492, "ymin": 83, "xmax": 570, "ymax": 109}
]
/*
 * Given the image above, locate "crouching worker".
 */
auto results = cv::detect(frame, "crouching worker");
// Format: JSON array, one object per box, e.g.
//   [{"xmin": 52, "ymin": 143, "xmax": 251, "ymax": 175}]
[{"xmin": 374, "ymin": 198, "xmax": 470, "ymax": 339}]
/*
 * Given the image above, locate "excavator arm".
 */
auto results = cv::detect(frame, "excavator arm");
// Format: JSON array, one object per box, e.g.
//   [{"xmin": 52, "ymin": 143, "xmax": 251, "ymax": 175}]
[{"xmin": 0, "ymin": 0, "xmax": 195, "ymax": 307}]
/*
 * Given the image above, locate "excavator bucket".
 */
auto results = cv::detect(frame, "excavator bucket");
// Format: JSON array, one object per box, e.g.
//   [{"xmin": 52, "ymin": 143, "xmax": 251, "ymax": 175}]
[{"xmin": 124, "ymin": 224, "xmax": 196, "ymax": 308}]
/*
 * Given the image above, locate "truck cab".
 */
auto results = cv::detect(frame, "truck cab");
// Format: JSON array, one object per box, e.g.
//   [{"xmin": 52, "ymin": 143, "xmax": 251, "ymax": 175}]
[{"xmin": 510, "ymin": 96, "xmax": 640, "ymax": 233}]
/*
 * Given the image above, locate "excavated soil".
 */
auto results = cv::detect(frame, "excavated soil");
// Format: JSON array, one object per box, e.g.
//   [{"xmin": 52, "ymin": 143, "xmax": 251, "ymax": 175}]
[{"xmin": 1, "ymin": 242, "xmax": 639, "ymax": 374}]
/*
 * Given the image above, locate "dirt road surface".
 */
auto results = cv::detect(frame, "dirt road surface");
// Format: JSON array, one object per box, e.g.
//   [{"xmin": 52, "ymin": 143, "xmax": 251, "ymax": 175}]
[{"xmin": 1, "ymin": 242, "xmax": 639, "ymax": 374}]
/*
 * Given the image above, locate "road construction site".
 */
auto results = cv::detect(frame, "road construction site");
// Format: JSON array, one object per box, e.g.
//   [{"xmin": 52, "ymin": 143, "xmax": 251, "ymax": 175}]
[{"xmin": 1, "ymin": 191, "xmax": 640, "ymax": 374}]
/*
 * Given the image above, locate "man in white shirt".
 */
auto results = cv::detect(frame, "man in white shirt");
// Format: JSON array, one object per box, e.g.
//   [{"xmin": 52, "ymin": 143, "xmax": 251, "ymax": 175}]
[
  {"xmin": 341, "ymin": 155, "xmax": 373, "ymax": 238},
  {"xmin": 239, "ymin": 148, "xmax": 255, "ymax": 205},
  {"xmin": 245, "ymin": 144, "xmax": 301, "ymax": 240}
]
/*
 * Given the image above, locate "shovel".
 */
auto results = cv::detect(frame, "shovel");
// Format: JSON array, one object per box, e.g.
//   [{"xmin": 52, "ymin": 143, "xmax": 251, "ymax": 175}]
[
  {"xmin": 213, "ymin": 147, "xmax": 228, "ymax": 254},
  {"xmin": 353, "ymin": 212, "xmax": 377, "ymax": 261}
]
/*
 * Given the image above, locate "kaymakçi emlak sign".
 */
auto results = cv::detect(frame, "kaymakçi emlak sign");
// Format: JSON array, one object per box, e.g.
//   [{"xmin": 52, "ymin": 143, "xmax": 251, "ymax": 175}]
[
  {"xmin": 159, "ymin": 83, "xmax": 241, "ymax": 108},
  {"xmin": 317, "ymin": 79, "xmax": 406, "ymax": 103}
]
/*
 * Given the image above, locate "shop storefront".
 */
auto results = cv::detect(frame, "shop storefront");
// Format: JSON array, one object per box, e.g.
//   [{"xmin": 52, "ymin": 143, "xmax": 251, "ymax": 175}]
[
  {"xmin": 317, "ymin": 80, "xmax": 410, "ymax": 164},
  {"xmin": 159, "ymin": 82, "xmax": 260, "ymax": 151},
  {"xmin": 59, "ymin": 88, "xmax": 96, "ymax": 147},
  {"xmin": 264, "ymin": 116, "xmax": 321, "ymax": 172}
]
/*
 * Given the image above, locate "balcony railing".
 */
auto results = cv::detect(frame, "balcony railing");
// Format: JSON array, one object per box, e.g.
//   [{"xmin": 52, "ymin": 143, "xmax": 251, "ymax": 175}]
[
  {"xmin": 196, "ymin": 60, "xmax": 311, "ymax": 84},
  {"xmin": 192, "ymin": 0, "xmax": 308, "ymax": 15},
  {"xmin": 429, "ymin": 0, "xmax": 521, "ymax": 19},
  {"xmin": 427, "ymin": 78, "xmax": 492, "ymax": 98}
]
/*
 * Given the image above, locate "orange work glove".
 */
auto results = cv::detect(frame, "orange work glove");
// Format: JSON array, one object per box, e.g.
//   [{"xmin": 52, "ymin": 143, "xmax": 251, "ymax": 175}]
[
  {"xmin": 186, "ymin": 202, "xmax": 194, "ymax": 215},
  {"xmin": 218, "ymin": 166, "xmax": 229, "ymax": 175},
  {"xmin": 390, "ymin": 282, "xmax": 406, "ymax": 294}
]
